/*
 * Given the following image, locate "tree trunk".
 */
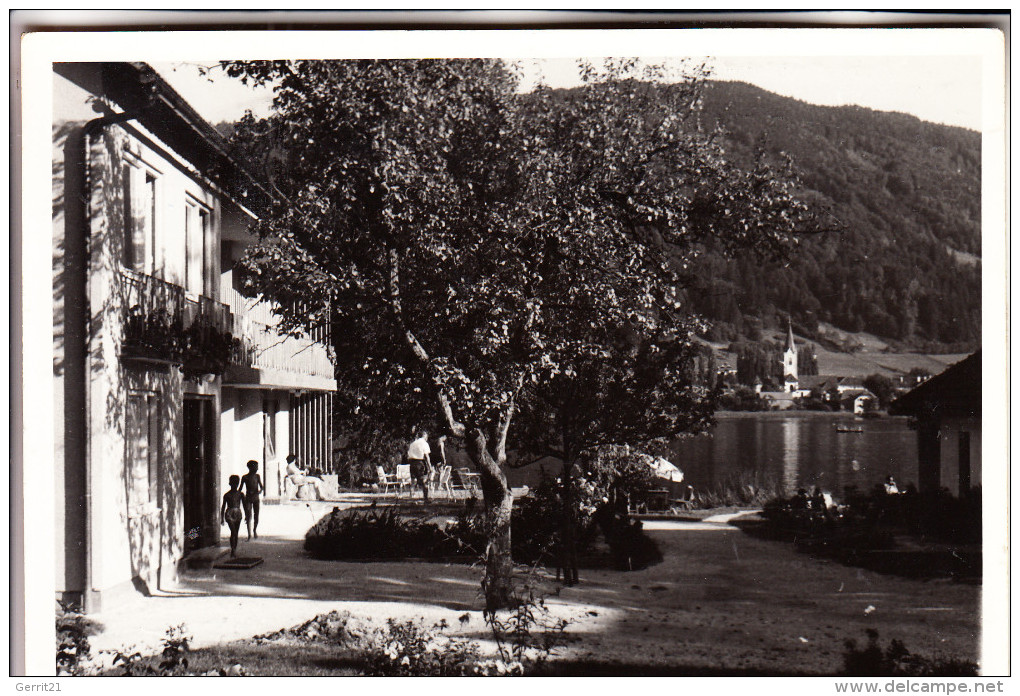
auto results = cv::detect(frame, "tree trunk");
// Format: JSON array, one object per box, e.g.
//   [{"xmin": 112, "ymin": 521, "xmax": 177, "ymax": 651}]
[
  {"xmin": 560, "ymin": 461, "xmax": 580, "ymax": 586},
  {"xmin": 465, "ymin": 428, "xmax": 515, "ymax": 611}
]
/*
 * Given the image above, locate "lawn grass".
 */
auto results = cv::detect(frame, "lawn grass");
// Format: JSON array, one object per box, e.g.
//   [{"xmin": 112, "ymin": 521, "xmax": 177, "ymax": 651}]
[{"xmin": 100, "ymin": 640, "xmax": 365, "ymax": 676}]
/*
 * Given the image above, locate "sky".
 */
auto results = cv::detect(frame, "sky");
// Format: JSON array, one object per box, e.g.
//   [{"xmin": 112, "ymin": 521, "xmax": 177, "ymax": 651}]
[{"xmin": 152, "ymin": 53, "xmax": 984, "ymax": 132}]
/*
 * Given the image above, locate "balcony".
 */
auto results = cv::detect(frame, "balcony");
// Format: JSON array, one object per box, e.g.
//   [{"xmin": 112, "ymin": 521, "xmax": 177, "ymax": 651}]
[
  {"xmin": 224, "ymin": 289, "xmax": 336, "ymax": 391},
  {"xmin": 120, "ymin": 268, "xmax": 186, "ymax": 363},
  {"xmin": 119, "ymin": 268, "xmax": 235, "ymax": 378},
  {"xmin": 181, "ymin": 295, "xmax": 234, "ymax": 379}
]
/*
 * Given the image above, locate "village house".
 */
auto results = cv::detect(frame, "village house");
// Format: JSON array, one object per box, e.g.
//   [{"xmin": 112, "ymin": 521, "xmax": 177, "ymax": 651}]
[
  {"xmin": 760, "ymin": 391, "xmax": 797, "ymax": 410},
  {"xmin": 890, "ymin": 352, "xmax": 981, "ymax": 497},
  {"xmin": 53, "ymin": 62, "xmax": 336, "ymax": 611},
  {"xmin": 838, "ymin": 389, "xmax": 876, "ymax": 415}
]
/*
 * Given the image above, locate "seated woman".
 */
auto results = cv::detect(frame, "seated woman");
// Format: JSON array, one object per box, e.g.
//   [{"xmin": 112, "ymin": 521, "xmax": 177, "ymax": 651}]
[{"xmin": 284, "ymin": 454, "xmax": 330, "ymax": 500}]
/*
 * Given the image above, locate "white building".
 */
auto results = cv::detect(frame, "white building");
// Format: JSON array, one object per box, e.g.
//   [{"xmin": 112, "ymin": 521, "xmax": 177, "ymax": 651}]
[
  {"xmin": 781, "ymin": 321, "xmax": 799, "ymax": 393},
  {"xmin": 53, "ymin": 62, "xmax": 336, "ymax": 611}
]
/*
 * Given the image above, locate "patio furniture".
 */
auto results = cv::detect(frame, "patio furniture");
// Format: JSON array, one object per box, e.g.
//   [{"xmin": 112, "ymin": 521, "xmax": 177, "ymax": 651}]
[
  {"xmin": 631, "ymin": 488, "xmax": 671, "ymax": 513},
  {"xmin": 294, "ymin": 482, "xmax": 319, "ymax": 500},
  {"xmin": 376, "ymin": 466, "xmax": 402, "ymax": 494},
  {"xmin": 434, "ymin": 465, "xmax": 453, "ymax": 496},
  {"xmin": 455, "ymin": 467, "xmax": 481, "ymax": 495},
  {"xmin": 670, "ymin": 485, "xmax": 697, "ymax": 511},
  {"xmin": 646, "ymin": 488, "xmax": 672, "ymax": 512},
  {"xmin": 395, "ymin": 464, "xmax": 413, "ymax": 494}
]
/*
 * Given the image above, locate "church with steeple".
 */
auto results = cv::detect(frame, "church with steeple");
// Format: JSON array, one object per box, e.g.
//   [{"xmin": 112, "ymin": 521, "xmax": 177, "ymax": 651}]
[{"xmin": 782, "ymin": 320, "xmax": 798, "ymax": 392}]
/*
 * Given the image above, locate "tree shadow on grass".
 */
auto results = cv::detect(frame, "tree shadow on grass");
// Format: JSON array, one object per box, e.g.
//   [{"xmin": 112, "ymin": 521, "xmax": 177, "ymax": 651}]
[{"xmin": 178, "ymin": 533, "xmax": 485, "ymax": 610}]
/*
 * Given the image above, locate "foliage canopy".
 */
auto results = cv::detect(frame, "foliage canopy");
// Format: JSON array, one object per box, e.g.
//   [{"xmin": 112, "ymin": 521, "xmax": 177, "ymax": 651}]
[{"xmin": 222, "ymin": 58, "xmax": 822, "ymax": 606}]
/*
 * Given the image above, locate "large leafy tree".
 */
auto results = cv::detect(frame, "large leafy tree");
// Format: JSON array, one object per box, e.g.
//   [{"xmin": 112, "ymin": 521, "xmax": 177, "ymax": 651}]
[{"xmin": 222, "ymin": 58, "xmax": 818, "ymax": 609}]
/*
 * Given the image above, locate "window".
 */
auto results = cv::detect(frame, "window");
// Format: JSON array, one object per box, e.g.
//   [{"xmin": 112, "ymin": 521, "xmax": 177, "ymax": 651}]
[
  {"xmin": 184, "ymin": 201, "xmax": 209, "ymax": 294},
  {"xmin": 123, "ymin": 163, "xmax": 157, "ymax": 275},
  {"xmin": 126, "ymin": 392, "xmax": 160, "ymax": 511}
]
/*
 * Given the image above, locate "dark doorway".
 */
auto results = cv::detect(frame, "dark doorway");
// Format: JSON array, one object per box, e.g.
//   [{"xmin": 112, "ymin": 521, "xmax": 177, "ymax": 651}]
[
  {"xmin": 263, "ymin": 398, "xmax": 279, "ymax": 494},
  {"xmin": 183, "ymin": 397, "xmax": 218, "ymax": 553},
  {"xmin": 958, "ymin": 431, "xmax": 972, "ymax": 496}
]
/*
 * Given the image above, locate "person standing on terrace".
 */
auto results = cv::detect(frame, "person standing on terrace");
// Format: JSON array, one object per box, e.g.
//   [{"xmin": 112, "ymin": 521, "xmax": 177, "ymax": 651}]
[
  {"xmin": 406, "ymin": 429, "xmax": 433, "ymax": 503},
  {"xmin": 240, "ymin": 460, "xmax": 264, "ymax": 540}
]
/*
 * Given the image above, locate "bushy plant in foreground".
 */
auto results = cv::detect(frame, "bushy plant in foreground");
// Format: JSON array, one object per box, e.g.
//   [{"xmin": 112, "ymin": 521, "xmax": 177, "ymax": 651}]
[
  {"xmin": 364, "ymin": 582, "xmax": 571, "ymax": 676},
  {"xmin": 842, "ymin": 629, "xmax": 977, "ymax": 677},
  {"xmin": 363, "ymin": 618, "xmax": 480, "ymax": 676},
  {"xmin": 484, "ymin": 583, "xmax": 571, "ymax": 674},
  {"xmin": 105, "ymin": 625, "xmax": 248, "ymax": 676},
  {"xmin": 56, "ymin": 603, "xmax": 99, "ymax": 675}
]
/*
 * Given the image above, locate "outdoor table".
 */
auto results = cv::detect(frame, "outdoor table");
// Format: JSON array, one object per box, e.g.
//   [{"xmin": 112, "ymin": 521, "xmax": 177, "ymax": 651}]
[{"xmin": 645, "ymin": 489, "xmax": 671, "ymax": 512}]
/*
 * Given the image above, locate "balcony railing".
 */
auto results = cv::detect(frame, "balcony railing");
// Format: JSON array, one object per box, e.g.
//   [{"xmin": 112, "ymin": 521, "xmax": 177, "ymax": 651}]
[
  {"xmin": 120, "ymin": 268, "xmax": 235, "ymax": 378},
  {"xmin": 226, "ymin": 289, "xmax": 335, "ymax": 380},
  {"xmin": 181, "ymin": 295, "xmax": 235, "ymax": 379},
  {"xmin": 121, "ymin": 268, "xmax": 186, "ymax": 362}
]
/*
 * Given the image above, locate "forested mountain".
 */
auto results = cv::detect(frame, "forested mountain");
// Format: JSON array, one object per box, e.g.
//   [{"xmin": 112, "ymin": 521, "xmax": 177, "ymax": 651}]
[
  {"xmin": 687, "ymin": 81, "xmax": 981, "ymax": 351},
  {"xmin": 220, "ymin": 77, "xmax": 982, "ymax": 352}
]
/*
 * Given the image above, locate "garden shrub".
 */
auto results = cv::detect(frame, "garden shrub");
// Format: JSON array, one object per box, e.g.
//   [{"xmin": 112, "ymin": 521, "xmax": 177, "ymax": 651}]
[
  {"xmin": 363, "ymin": 584, "xmax": 571, "ymax": 675},
  {"xmin": 605, "ymin": 517, "xmax": 663, "ymax": 570},
  {"xmin": 842, "ymin": 629, "xmax": 977, "ymax": 677},
  {"xmin": 104, "ymin": 625, "xmax": 249, "ymax": 676},
  {"xmin": 304, "ymin": 506, "xmax": 465, "ymax": 560},
  {"xmin": 755, "ymin": 488, "xmax": 979, "ymax": 580},
  {"xmin": 109, "ymin": 625, "xmax": 193, "ymax": 676},
  {"xmin": 693, "ymin": 469, "xmax": 786, "ymax": 509},
  {"xmin": 363, "ymin": 618, "xmax": 480, "ymax": 676},
  {"xmin": 305, "ymin": 470, "xmax": 664, "ymax": 572},
  {"xmin": 483, "ymin": 583, "xmax": 572, "ymax": 675},
  {"xmin": 56, "ymin": 603, "xmax": 100, "ymax": 675}
]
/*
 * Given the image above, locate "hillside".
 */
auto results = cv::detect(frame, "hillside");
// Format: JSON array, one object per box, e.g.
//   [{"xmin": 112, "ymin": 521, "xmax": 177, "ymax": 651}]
[
  {"xmin": 221, "ymin": 78, "xmax": 982, "ymax": 354},
  {"xmin": 686, "ymin": 80, "xmax": 981, "ymax": 352},
  {"xmin": 701, "ymin": 330, "xmax": 966, "ymax": 382}
]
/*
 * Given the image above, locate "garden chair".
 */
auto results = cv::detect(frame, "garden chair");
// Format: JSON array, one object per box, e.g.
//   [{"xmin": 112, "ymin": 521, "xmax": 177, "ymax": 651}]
[
  {"xmin": 670, "ymin": 485, "xmax": 697, "ymax": 511},
  {"xmin": 395, "ymin": 464, "xmax": 413, "ymax": 495},
  {"xmin": 376, "ymin": 466, "xmax": 402, "ymax": 494},
  {"xmin": 456, "ymin": 467, "xmax": 481, "ymax": 495},
  {"xmin": 434, "ymin": 465, "xmax": 453, "ymax": 497}
]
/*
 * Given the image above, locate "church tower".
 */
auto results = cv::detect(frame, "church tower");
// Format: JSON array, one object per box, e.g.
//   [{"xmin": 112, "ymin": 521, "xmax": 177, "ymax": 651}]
[{"xmin": 782, "ymin": 320, "xmax": 798, "ymax": 390}]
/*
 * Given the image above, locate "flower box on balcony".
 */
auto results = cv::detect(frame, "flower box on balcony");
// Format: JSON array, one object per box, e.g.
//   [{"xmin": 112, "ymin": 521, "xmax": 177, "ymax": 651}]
[
  {"xmin": 120, "ymin": 274, "xmax": 186, "ymax": 363},
  {"xmin": 181, "ymin": 317, "xmax": 236, "ymax": 379},
  {"xmin": 120, "ymin": 269, "xmax": 236, "ymax": 377}
]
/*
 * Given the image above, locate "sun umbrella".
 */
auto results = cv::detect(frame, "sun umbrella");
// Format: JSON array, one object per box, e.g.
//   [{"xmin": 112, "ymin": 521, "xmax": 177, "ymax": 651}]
[{"xmin": 650, "ymin": 457, "xmax": 684, "ymax": 483}]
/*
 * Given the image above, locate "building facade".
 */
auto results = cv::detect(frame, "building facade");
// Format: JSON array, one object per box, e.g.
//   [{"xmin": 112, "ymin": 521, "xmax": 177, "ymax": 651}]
[
  {"xmin": 53, "ymin": 62, "xmax": 336, "ymax": 611},
  {"xmin": 891, "ymin": 352, "xmax": 981, "ymax": 497}
]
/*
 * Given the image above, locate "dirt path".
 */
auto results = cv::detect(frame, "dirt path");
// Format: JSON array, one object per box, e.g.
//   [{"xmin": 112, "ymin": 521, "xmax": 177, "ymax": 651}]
[{"xmin": 88, "ymin": 499, "xmax": 980, "ymax": 675}]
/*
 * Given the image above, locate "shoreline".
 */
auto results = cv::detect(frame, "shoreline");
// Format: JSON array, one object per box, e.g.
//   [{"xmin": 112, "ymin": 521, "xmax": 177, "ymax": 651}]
[{"xmin": 713, "ymin": 410, "xmax": 909, "ymax": 421}]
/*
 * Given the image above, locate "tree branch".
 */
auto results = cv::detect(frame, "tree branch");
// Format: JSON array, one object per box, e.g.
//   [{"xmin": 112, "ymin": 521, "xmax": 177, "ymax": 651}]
[
  {"xmin": 386, "ymin": 246, "xmax": 466, "ymax": 438},
  {"xmin": 494, "ymin": 378, "xmax": 520, "ymax": 467},
  {"xmin": 494, "ymin": 300, "xmax": 541, "ymax": 464}
]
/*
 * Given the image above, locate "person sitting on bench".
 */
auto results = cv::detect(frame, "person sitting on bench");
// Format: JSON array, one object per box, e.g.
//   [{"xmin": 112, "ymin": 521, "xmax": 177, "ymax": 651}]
[{"xmin": 284, "ymin": 454, "xmax": 329, "ymax": 500}]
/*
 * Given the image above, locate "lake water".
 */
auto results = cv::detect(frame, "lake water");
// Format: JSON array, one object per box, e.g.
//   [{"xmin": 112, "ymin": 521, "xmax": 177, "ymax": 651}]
[{"xmin": 668, "ymin": 413, "xmax": 919, "ymax": 497}]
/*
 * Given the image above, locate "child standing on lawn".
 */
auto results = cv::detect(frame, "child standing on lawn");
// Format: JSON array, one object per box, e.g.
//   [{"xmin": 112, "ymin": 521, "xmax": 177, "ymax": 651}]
[
  {"xmin": 240, "ymin": 460, "xmax": 264, "ymax": 540},
  {"xmin": 221, "ymin": 475, "xmax": 244, "ymax": 557}
]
